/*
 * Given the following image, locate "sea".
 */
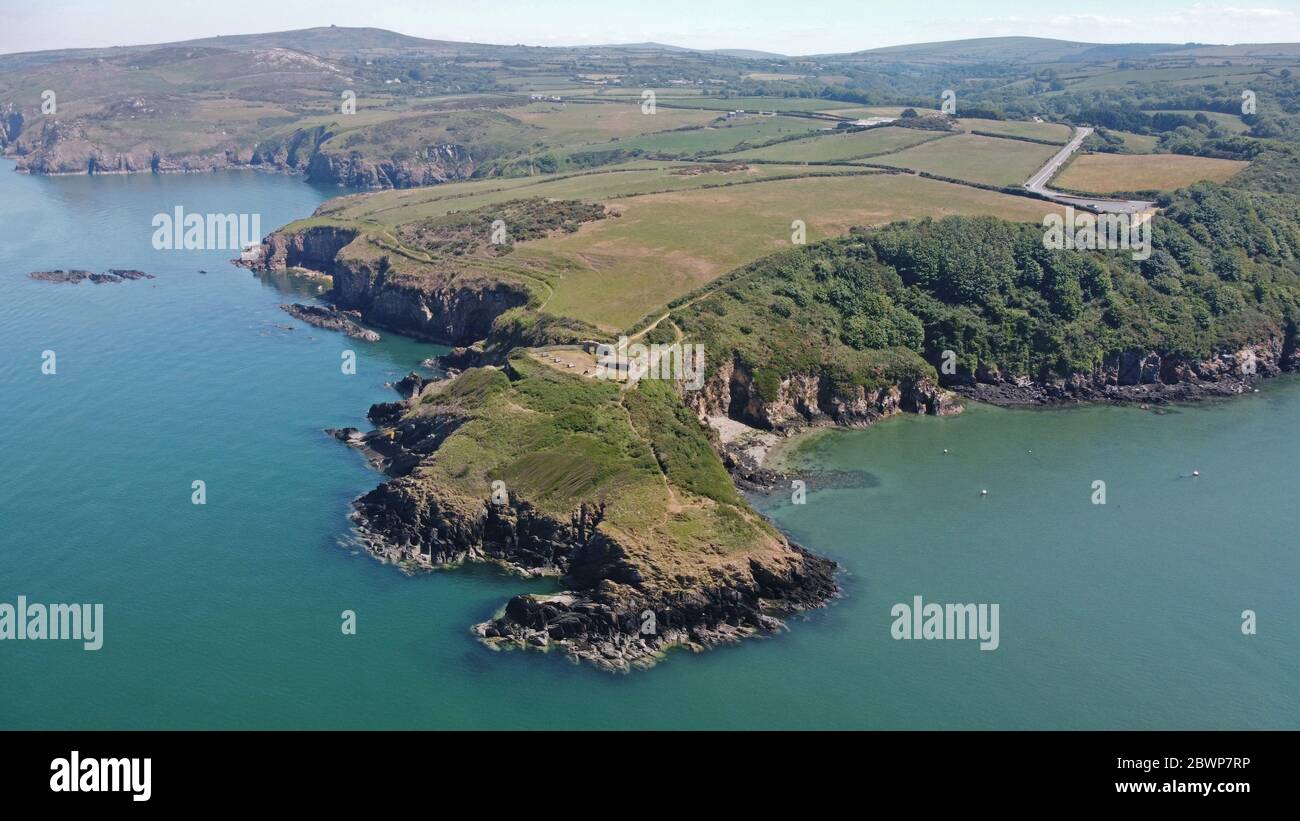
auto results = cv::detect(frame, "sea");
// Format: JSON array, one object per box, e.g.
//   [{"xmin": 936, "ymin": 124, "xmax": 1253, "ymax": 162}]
[{"xmin": 1, "ymin": 159, "xmax": 1295, "ymax": 729}]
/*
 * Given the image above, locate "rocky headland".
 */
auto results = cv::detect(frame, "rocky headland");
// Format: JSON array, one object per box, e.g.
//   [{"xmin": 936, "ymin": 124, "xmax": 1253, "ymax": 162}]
[{"xmin": 328, "ymin": 361, "xmax": 839, "ymax": 672}]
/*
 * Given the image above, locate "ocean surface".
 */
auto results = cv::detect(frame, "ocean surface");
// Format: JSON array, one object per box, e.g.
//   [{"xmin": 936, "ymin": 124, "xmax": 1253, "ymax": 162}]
[{"xmin": 1, "ymin": 160, "xmax": 1295, "ymax": 729}]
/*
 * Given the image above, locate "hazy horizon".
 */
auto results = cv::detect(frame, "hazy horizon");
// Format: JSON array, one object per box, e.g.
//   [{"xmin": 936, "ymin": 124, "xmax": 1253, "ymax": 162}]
[{"xmin": 3, "ymin": 0, "xmax": 1299, "ymax": 56}]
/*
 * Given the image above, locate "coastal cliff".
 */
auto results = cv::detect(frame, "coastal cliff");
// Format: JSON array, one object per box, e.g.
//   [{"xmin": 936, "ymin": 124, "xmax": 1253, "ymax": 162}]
[
  {"xmin": 304, "ymin": 144, "xmax": 477, "ymax": 189},
  {"xmin": 5, "ymin": 116, "xmax": 256, "ymax": 175},
  {"xmin": 688, "ymin": 354, "xmax": 961, "ymax": 431},
  {"xmin": 950, "ymin": 334, "xmax": 1298, "ymax": 405},
  {"xmin": 0, "ymin": 104, "xmax": 22, "ymax": 149},
  {"xmin": 244, "ymin": 225, "xmax": 532, "ymax": 344},
  {"xmin": 4, "ymin": 117, "xmax": 484, "ymax": 187}
]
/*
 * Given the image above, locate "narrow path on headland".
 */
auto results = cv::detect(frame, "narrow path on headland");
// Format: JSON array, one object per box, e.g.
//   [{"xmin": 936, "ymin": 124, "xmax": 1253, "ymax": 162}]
[{"xmin": 1024, "ymin": 126, "xmax": 1155, "ymax": 214}]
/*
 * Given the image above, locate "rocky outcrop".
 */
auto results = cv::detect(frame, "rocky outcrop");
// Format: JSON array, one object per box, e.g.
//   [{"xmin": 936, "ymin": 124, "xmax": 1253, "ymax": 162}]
[
  {"xmin": 474, "ymin": 545, "xmax": 836, "ymax": 672},
  {"xmin": 390, "ymin": 371, "xmax": 434, "ymax": 398},
  {"xmin": 950, "ymin": 337, "xmax": 1298, "ymax": 405},
  {"xmin": 332, "ymin": 369, "xmax": 839, "ymax": 673},
  {"xmin": 279, "ymin": 303, "xmax": 380, "ymax": 341},
  {"xmin": 29, "ymin": 269, "xmax": 93, "ymax": 284},
  {"xmin": 349, "ymin": 455, "xmax": 837, "ymax": 672},
  {"xmin": 242, "ymin": 225, "xmax": 359, "ymax": 273},
  {"xmin": 28, "ymin": 268, "xmax": 154, "ymax": 284}
]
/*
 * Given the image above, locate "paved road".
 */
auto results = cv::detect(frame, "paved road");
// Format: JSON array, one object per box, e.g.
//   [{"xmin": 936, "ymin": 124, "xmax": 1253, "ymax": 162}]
[
  {"xmin": 1024, "ymin": 126, "xmax": 1155, "ymax": 215},
  {"xmin": 1025, "ymin": 126, "xmax": 1092, "ymax": 192}
]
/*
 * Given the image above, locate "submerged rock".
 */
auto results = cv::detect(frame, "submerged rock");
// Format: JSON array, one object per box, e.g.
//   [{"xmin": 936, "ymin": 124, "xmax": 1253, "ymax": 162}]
[
  {"xmin": 29, "ymin": 269, "xmax": 93, "ymax": 283},
  {"xmin": 29, "ymin": 268, "xmax": 154, "ymax": 284}
]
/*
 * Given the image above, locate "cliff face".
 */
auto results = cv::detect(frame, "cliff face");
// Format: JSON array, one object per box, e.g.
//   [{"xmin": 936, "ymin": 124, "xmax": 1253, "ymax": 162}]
[
  {"xmin": 250, "ymin": 126, "xmax": 332, "ymax": 172},
  {"xmin": 5, "ymin": 118, "xmax": 255, "ymax": 175},
  {"xmin": 247, "ymin": 227, "xmax": 530, "ymax": 345},
  {"xmin": 251, "ymin": 225, "xmax": 359, "ymax": 273},
  {"xmin": 304, "ymin": 144, "xmax": 477, "ymax": 189},
  {"xmin": 951, "ymin": 335, "xmax": 1299, "ymax": 405},
  {"xmin": 329, "ymin": 261, "xmax": 528, "ymax": 344},
  {"xmin": 4, "ymin": 115, "xmax": 480, "ymax": 187},
  {"xmin": 687, "ymin": 354, "xmax": 962, "ymax": 432},
  {"xmin": 0, "ymin": 105, "xmax": 22, "ymax": 149}
]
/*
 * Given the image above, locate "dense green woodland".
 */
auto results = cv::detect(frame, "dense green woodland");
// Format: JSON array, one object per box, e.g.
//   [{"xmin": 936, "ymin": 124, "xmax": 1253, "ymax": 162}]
[{"xmin": 670, "ymin": 184, "xmax": 1300, "ymax": 392}]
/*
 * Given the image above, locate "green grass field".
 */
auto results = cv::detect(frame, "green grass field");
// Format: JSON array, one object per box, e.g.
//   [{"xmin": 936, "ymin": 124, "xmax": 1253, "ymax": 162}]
[
  {"xmin": 1106, "ymin": 130, "xmax": 1161, "ymax": 153},
  {"xmin": 956, "ymin": 117, "xmax": 1072, "ymax": 143},
  {"xmin": 556, "ymin": 115, "xmax": 827, "ymax": 158},
  {"xmin": 646, "ymin": 96, "xmax": 850, "ymax": 112},
  {"xmin": 821, "ymin": 106, "xmax": 940, "ymax": 119},
  {"xmin": 509, "ymin": 100, "xmax": 720, "ymax": 143},
  {"xmin": 870, "ymin": 133, "xmax": 1059, "ymax": 187},
  {"xmin": 512, "ymin": 171, "xmax": 1067, "ymax": 329},
  {"xmin": 1061, "ymin": 64, "xmax": 1269, "ymax": 91},
  {"xmin": 720, "ymin": 126, "xmax": 943, "ymax": 162},
  {"xmin": 315, "ymin": 162, "xmax": 870, "ymax": 225}
]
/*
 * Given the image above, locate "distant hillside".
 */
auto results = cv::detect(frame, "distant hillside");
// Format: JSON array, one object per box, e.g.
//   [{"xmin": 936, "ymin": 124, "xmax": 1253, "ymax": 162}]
[
  {"xmin": 182, "ymin": 25, "xmax": 461, "ymax": 54},
  {"xmin": 0, "ymin": 26, "xmax": 498, "ymax": 71},
  {"xmin": 4, "ymin": 29, "xmax": 1281, "ymax": 74},
  {"xmin": 823, "ymin": 36, "xmax": 1213, "ymax": 64},
  {"xmin": 596, "ymin": 42, "xmax": 785, "ymax": 59},
  {"xmin": 0, "ymin": 28, "xmax": 788, "ymax": 73}
]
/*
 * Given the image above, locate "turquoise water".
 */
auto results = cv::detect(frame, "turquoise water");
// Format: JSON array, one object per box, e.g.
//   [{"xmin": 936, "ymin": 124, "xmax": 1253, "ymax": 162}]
[{"xmin": 1, "ymin": 161, "xmax": 1295, "ymax": 729}]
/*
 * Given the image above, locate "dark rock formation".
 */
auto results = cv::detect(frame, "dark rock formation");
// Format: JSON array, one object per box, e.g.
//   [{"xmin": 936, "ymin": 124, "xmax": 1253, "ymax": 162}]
[
  {"xmin": 474, "ymin": 544, "xmax": 837, "ymax": 672},
  {"xmin": 279, "ymin": 303, "xmax": 380, "ymax": 342},
  {"xmin": 390, "ymin": 371, "xmax": 433, "ymax": 399},
  {"xmin": 29, "ymin": 269, "xmax": 93, "ymax": 284},
  {"xmin": 28, "ymin": 268, "xmax": 155, "ymax": 284}
]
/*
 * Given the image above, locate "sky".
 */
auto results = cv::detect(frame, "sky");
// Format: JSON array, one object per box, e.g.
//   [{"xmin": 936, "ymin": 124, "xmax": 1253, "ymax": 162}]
[{"xmin": 2, "ymin": 0, "xmax": 1299, "ymax": 55}]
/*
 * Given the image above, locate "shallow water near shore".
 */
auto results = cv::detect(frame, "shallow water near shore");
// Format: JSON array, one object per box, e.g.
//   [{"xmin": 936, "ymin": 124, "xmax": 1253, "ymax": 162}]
[{"xmin": 1, "ymin": 160, "xmax": 1296, "ymax": 729}]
